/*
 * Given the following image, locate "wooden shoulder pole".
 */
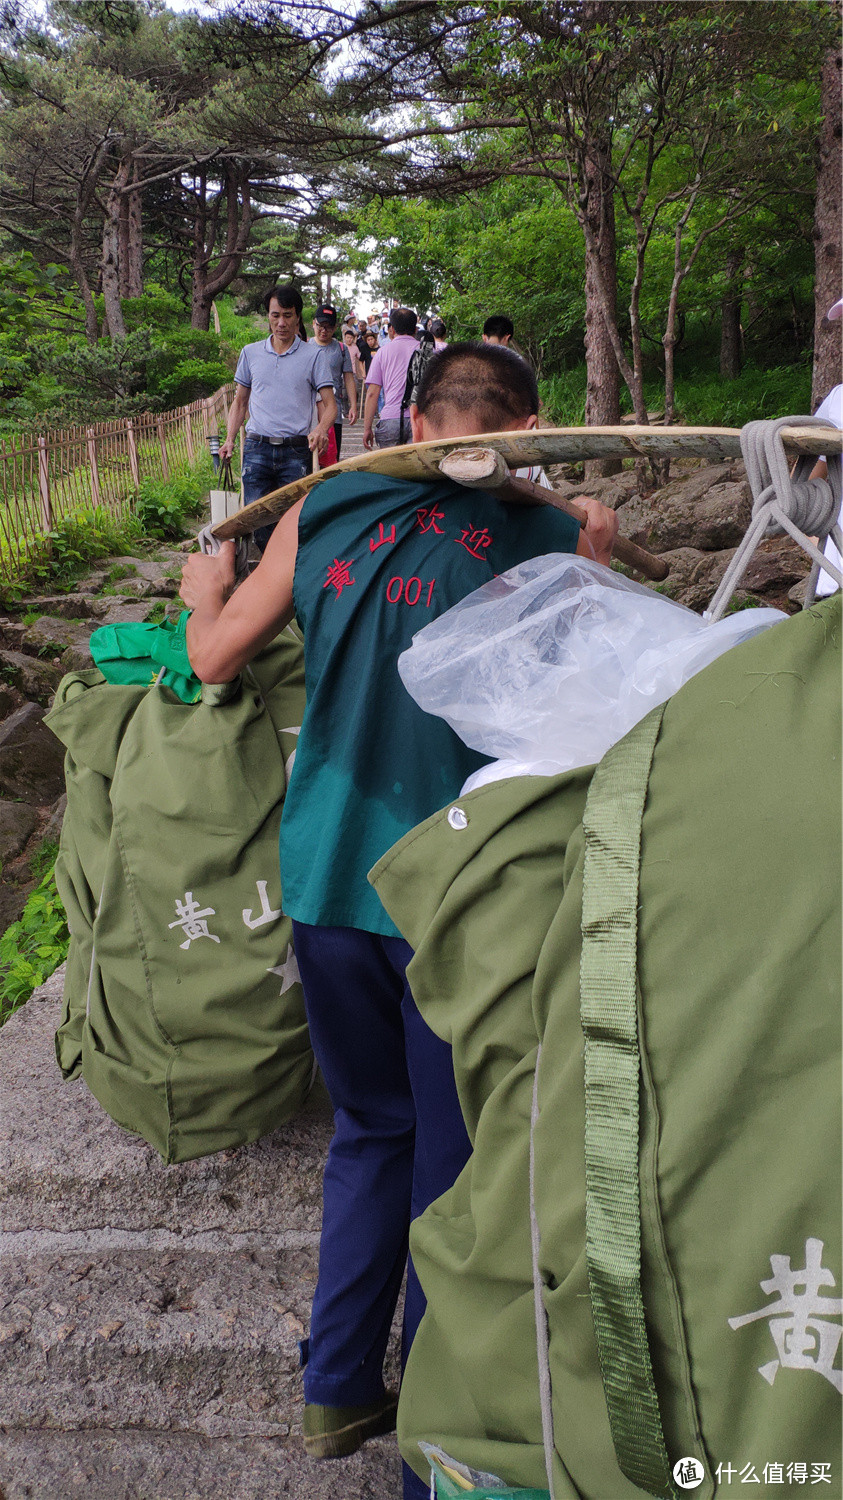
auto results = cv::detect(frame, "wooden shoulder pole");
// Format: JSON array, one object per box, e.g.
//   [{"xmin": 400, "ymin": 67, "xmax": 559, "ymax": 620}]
[{"xmin": 437, "ymin": 449, "xmax": 669, "ymax": 583}]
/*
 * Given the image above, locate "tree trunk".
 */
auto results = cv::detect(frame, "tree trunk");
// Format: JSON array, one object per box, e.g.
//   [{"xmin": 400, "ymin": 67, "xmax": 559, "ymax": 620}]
[
  {"xmin": 126, "ymin": 169, "xmax": 144, "ymax": 297},
  {"xmin": 101, "ymin": 204, "xmax": 126, "ymax": 340},
  {"xmin": 720, "ymin": 246, "xmax": 745, "ymax": 378},
  {"xmin": 811, "ymin": 34, "xmax": 842, "ymax": 409},
  {"xmin": 70, "ymin": 212, "xmax": 98, "ymax": 345},
  {"xmin": 69, "ymin": 135, "xmax": 112, "ymax": 346},
  {"xmin": 118, "ymin": 190, "xmax": 131, "ymax": 298},
  {"xmin": 582, "ymin": 130, "xmax": 622, "ymax": 478},
  {"xmin": 102, "ymin": 157, "xmax": 130, "ymax": 342},
  {"xmin": 70, "ymin": 252, "xmax": 98, "ymax": 345},
  {"xmin": 663, "ymin": 192, "xmax": 700, "ymax": 429},
  {"xmin": 626, "ymin": 217, "xmax": 650, "ymax": 426},
  {"xmin": 190, "ymin": 164, "xmax": 253, "ymax": 330}
]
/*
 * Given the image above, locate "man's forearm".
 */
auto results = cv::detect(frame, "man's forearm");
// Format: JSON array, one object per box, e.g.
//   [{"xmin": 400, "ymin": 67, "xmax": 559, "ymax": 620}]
[
  {"xmin": 317, "ymin": 390, "xmax": 338, "ymax": 432},
  {"xmin": 363, "ymin": 384, "xmax": 380, "ymax": 430},
  {"xmin": 220, "ymin": 389, "xmax": 249, "ymax": 458},
  {"xmin": 184, "ymin": 575, "xmax": 240, "ymax": 682},
  {"xmin": 310, "ymin": 389, "xmax": 338, "ymax": 450}
]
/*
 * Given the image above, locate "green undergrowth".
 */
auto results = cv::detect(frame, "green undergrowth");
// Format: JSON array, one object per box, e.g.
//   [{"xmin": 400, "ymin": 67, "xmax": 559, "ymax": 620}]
[
  {"xmin": 0, "ymin": 458, "xmax": 212, "ymax": 606},
  {"xmin": 135, "ymin": 459, "xmax": 213, "ymax": 539},
  {"xmin": 0, "ymin": 852, "xmax": 69, "ymax": 1027},
  {"xmin": 539, "ymin": 361, "xmax": 812, "ymax": 429}
]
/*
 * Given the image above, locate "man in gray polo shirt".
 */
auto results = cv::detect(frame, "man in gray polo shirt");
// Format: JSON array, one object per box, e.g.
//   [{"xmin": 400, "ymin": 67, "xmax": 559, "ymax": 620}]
[{"xmin": 221, "ymin": 283, "xmax": 337, "ymax": 551}]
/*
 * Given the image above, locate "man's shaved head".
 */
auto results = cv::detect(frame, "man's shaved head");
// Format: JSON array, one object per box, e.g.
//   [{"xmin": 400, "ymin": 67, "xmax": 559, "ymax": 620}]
[{"xmin": 415, "ymin": 342, "xmax": 538, "ymax": 431}]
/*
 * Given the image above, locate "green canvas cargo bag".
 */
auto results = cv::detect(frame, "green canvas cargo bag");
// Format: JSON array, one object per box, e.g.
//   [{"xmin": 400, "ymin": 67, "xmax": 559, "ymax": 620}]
[
  {"xmin": 46, "ymin": 628, "xmax": 314, "ymax": 1164},
  {"xmin": 371, "ymin": 595, "xmax": 842, "ymax": 1498}
]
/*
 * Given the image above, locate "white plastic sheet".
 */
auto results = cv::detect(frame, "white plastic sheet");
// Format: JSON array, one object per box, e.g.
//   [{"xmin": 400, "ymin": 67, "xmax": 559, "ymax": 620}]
[{"xmin": 397, "ymin": 554, "xmax": 785, "ymax": 791}]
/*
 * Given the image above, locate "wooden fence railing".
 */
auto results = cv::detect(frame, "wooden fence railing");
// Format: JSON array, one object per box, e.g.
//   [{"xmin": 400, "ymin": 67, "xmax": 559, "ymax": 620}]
[{"xmin": 0, "ymin": 384, "xmax": 235, "ymax": 585}]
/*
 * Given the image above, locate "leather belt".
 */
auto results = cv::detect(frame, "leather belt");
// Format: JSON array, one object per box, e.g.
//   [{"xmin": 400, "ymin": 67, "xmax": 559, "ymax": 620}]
[{"xmin": 248, "ymin": 433, "xmax": 309, "ymax": 448}]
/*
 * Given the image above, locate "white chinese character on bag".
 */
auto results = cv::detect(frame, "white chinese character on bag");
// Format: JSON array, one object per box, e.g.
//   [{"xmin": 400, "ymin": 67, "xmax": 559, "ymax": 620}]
[
  {"xmin": 169, "ymin": 891, "xmax": 221, "ymax": 950},
  {"xmin": 242, "ymin": 879, "xmax": 282, "ymax": 931},
  {"xmin": 729, "ymin": 1239, "xmax": 842, "ymax": 1392}
]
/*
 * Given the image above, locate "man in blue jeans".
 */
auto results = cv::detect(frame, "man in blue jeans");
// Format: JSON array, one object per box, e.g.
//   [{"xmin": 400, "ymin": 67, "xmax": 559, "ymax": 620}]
[
  {"xmin": 181, "ymin": 344, "xmax": 618, "ymax": 1499},
  {"xmin": 219, "ymin": 283, "xmax": 337, "ymax": 552}
]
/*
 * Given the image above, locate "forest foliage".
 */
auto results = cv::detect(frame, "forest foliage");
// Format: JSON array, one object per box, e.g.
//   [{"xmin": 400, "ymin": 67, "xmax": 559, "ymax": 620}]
[{"xmin": 0, "ymin": 0, "xmax": 838, "ymax": 435}]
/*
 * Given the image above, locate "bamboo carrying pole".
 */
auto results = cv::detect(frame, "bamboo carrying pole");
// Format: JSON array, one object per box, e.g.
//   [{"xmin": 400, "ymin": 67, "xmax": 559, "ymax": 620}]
[
  {"xmin": 210, "ymin": 424, "xmax": 843, "ymax": 552},
  {"xmin": 437, "ymin": 448, "xmax": 669, "ymax": 581}
]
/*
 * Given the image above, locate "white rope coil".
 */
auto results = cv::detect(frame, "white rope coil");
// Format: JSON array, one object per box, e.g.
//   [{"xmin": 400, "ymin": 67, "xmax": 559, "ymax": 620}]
[
  {"xmin": 705, "ymin": 416, "xmax": 842, "ymax": 621},
  {"xmin": 743, "ymin": 417, "xmax": 840, "ymax": 536}
]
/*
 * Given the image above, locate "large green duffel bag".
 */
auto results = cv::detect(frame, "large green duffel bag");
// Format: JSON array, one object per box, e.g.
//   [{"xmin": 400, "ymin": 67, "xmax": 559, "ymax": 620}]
[
  {"xmin": 371, "ymin": 595, "xmax": 842, "ymax": 1498},
  {"xmin": 47, "ymin": 628, "xmax": 314, "ymax": 1164}
]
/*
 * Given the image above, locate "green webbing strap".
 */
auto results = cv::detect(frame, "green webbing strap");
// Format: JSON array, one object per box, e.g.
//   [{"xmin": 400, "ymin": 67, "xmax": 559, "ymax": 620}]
[{"xmin": 580, "ymin": 704, "xmax": 675, "ymax": 1500}]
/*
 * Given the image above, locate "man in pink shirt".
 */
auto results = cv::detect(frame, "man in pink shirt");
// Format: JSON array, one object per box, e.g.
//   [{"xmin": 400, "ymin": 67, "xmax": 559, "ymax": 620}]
[{"xmin": 362, "ymin": 307, "xmax": 419, "ymax": 449}]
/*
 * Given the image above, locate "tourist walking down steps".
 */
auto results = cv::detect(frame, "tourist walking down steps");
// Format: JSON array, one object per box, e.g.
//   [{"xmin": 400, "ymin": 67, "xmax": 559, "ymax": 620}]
[{"xmin": 362, "ymin": 307, "xmax": 419, "ymax": 450}]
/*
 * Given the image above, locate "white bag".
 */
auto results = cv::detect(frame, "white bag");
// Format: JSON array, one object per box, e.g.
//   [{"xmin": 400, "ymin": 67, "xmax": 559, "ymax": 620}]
[
  {"xmin": 397, "ymin": 554, "xmax": 785, "ymax": 790},
  {"xmin": 209, "ymin": 457, "xmax": 242, "ymax": 527}
]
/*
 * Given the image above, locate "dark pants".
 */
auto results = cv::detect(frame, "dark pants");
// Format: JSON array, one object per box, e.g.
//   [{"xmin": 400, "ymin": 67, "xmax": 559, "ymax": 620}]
[
  {"xmin": 240, "ymin": 436, "xmax": 310, "ymax": 553},
  {"xmin": 292, "ymin": 921, "xmax": 471, "ymax": 1500}
]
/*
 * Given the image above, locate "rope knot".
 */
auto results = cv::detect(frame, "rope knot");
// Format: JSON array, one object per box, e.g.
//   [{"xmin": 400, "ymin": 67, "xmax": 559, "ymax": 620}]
[
  {"xmin": 705, "ymin": 415, "xmax": 842, "ymax": 620},
  {"xmin": 742, "ymin": 416, "xmax": 841, "ymax": 539}
]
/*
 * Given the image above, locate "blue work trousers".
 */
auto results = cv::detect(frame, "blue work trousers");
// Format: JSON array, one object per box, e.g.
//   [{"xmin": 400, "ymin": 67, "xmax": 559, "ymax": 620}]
[
  {"xmin": 240, "ymin": 435, "xmax": 310, "ymax": 553},
  {"xmin": 292, "ymin": 921, "xmax": 471, "ymax": 1500}
]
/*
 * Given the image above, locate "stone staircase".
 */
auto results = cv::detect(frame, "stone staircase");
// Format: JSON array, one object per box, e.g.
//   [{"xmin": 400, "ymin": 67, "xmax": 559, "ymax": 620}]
[{"xmin": 0, "ymin": 971, "xmax": 403, "ymax": 1500}]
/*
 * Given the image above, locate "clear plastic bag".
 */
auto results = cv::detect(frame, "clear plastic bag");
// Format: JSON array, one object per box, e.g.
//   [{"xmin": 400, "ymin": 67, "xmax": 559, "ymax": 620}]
[{"xmin": 398, "ymin": 554, "xmax": 785, "ymax": 789}]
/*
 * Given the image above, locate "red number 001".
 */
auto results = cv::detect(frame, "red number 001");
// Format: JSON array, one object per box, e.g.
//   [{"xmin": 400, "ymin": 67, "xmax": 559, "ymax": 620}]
[{"xmin": 386, "ymin": 576, "xmax": 435, "ymax": 607}]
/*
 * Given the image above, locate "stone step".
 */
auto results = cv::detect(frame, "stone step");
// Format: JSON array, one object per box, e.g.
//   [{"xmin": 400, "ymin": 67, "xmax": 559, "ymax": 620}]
[
  {"xmin": 0, "ymin": 1430, "xmax": 402, "ymax": 1500},
  {"xmin": 0, "ymin": 973, "xmax": 405, "ymax": 1498},
  {"xmin": 2, "ymin": 1243, "xmax": 317, "ymax": 1436},
  {"xmin": 1, "ymin": 974, "xmax": 333, "ymax": 1235}
]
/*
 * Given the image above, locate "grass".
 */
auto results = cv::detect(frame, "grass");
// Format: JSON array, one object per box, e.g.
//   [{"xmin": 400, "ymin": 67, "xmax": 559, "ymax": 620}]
[
  {"xmin": 214, "ymin": 294, "xmax": 265, "ymax": 354},
  {"xmin": 539, "ymin": 360, "xmax": 813, "ymax": 429}
]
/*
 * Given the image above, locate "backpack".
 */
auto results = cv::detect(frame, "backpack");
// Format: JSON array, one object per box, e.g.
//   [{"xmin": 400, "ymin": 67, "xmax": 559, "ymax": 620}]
[
  {"xmin": 47, "ymin": 630, "xmax": 314, "ymax": 1164},
  {"xmin": 372, "ymin": 595, "xmax": 842, "ymax": 1498},
  {"xmin": 399, "ymin": 333, "xmax": 439, "ymax": 441}
]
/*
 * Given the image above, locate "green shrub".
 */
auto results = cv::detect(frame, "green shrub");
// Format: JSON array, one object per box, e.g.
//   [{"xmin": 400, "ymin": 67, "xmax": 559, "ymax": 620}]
[
  {"xmin": 135, "ymin": 462, "xmax": 212, "ymax": 540},
  {"xmin": 155, "ymin": 357, "xmax": 232, "ymax": 407},
  {"xmin": 668, "ymin": 364, "xmax": 813, "ymax": 427},
  {"xmin": 2, "ymin": 506, "xmax": 145, "ymax": 601},
  {"xmin": 0, "ymin": 866, "xmax": 69, "ymax": 1027},
  {"xmin": 29, "ymin": 838, "xmax": 61, "ymax": 884},
  {"xmin": 213, "ymin": 295, "xmax": 265, "ymax": 353}
]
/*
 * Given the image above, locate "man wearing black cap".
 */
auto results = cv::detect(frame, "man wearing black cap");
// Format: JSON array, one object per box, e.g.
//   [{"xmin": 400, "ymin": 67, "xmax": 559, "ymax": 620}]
[{"xmin": 312, "ymin": 303, "xmax": 358, "ymax": 461}]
